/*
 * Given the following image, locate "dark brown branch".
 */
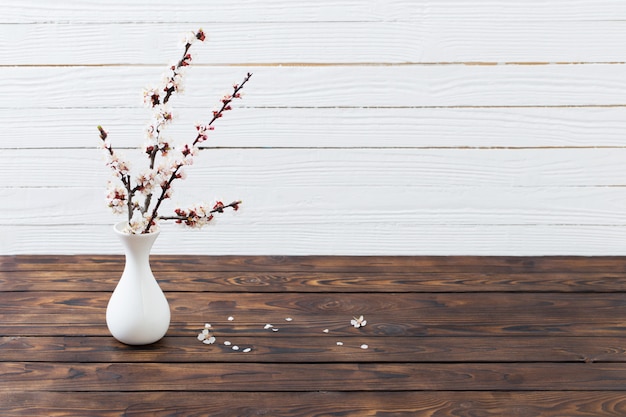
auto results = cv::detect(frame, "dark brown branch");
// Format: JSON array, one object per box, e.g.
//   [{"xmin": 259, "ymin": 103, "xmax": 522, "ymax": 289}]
[
  {"xmin": 158, "ymin": 201, "xmax": 242, "ymax": 222},
  {"xmin": 142, "ymin": 73, "xmax": 252, "ymax": 233}
]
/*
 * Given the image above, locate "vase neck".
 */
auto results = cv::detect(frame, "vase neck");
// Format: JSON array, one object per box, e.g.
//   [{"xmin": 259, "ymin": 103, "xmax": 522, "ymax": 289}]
[{"xmin": 114, "ymin": 222, "xmax": 160, "ymax": 263}]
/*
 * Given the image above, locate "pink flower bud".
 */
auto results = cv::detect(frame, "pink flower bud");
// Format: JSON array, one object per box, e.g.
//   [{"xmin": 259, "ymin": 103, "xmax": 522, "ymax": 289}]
[
  {"xmin": 98, "ymin": 126, "xmax": 108, "ymax": 140},
  {"xmin": 213, "ymin": 201, "xmax": 224, "ymax": 212}
]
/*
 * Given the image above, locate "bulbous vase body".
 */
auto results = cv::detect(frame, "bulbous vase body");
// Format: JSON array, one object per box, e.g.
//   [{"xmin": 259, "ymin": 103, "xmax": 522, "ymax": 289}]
[{"xmin": 106, "ymin": 222, "xmax": 170, "ymax": 345}]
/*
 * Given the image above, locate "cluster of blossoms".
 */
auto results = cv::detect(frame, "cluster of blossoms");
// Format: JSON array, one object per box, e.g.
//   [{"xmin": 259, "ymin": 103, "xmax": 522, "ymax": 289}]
[
  {"xmin": 99, "ymin": 29, "xmax": 252, "ymax": 234},
  {"xmin": 167, "ymin": 200, "xmax": 240, "ymax": 228}
]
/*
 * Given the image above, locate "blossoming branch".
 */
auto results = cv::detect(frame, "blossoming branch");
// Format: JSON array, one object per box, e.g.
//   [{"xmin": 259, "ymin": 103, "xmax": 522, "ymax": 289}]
[{"xmin": 98, "ymin": 29, "xmax": 252, "ymax": 234}]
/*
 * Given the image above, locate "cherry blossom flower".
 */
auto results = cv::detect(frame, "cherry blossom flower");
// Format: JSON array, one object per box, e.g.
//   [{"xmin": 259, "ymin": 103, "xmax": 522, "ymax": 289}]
[
  {"xmin": 106, "ymin": 182, "xmax": 127, "ymax": 214},
  {"xmin": 195, "ymin": 123, "xmax": 214, "ymax": 143},
  {"xmin": 142, "ymin": 88, "xmax": 161, "ymax": 108},
  {"xmin": 135, "ymin": 170, "xmax": 157, "ymax": 194},
  {"xmin": 351, "ymin": 315, "xmax": 367, "ymax": 328},
  {"xmin": 182, "ymin": 31, "xmax": 197, "ymax": 46},
  {"xmin": 197, "ymin": 325, "xmax": 216, "ymax": 345}
]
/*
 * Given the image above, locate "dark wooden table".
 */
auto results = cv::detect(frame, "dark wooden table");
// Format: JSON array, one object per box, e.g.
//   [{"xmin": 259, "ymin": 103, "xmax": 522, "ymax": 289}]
[{"xmin": 1, "ymin": 255, "xmax": 626, "ymax": 416}]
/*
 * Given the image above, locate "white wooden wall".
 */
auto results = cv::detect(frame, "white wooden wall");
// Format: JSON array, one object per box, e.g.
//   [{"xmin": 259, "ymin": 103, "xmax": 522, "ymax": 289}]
[{"xmin": 2, "ymin": 0, "xmax": 626, "ymax": 255}]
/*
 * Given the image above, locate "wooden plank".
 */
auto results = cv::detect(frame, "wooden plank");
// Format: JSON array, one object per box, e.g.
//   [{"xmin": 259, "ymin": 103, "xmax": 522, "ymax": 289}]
[
  {"xmin": 6, "ymin": 148, "xmax": 626, "ymax": 188},
  {"xmin": 0, "ymin": 0, "xmax": 419, "ymax": 23},
  {"xmin": 3, "ymin": 362, "xmax": 626, "ymax": 391},
  {"xmin": 9, "ymin": 321, "xmax": 626, "ymax": 338},
  {"xmin": 0, "ymin": 22, "xmax": 422, "ymax": 65},
  {"xmin": 4, "ymin": 21, "xmax": 626, "ymax": 65},
  {"xmin": 4, "ymin": 269, "xmax": 626, "ymax": 293},
  {"xmin": 2, "ymin": 336, "xmax": 625, "ymax": 363},
  {"xmin": 4, "ymin": 65, "xmax": 626, "ymax": 109},
  {"xmin": 1, "ymin": 292, "xmax": 625, "ymax": 337},
  {"xmin": 2, "ymin": 391, "xmax": 625, "ymax": 417},
  {"xmin": 4, "ymin": 0, "xmax": 626, "ymax": 23},
  {"xmin": 5, "ymin": 185, "xmax": 626, "ymax": 227},
  {"xmin": 0, "ymin": 255, "xmax": 624, "ymax": 414},
  {"xmin": 4, "ymin": 255, "xmax": 626, "ymax": 273},
  {"xmin": 6, "ymin": 107, "xmax": 626, "ymax": 149},
  {"xmin": 4, "ymin": 224, "xmax": 626, "ymax": 256}
]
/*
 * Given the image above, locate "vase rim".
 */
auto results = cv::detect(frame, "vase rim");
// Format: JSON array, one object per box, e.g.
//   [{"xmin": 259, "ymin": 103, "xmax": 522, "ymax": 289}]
[{"xmin": 113, "ymin": 221, "xmax": 160, "ymax": 237}]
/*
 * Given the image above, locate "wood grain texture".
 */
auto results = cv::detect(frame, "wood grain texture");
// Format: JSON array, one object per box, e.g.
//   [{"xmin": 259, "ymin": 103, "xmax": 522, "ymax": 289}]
[
  {"xmin": 1, "ymin": 291, "xmax": 625, "ymax": 337},
  {"xmin": 2, "ymin": 255, "xmax": 626, "ymax": 415},
  {"xmin": 4, "ymin": 65, "xmax": 626, "ymax": 109},
  {"xmin": 4, "ymin": 269, "xmax": 626, "ymax": 292},
  {"xmin": 6, "ymin": 148, "xmax": 626, "ymax": 187},
  {"xmin": 2, "ymin": 335, "xmax": 625, "ymax": 363},
  {"xmin": 4, "ymin": 148, "xmax": 626, "ymax": 256},
  {"xmin": 0, "ymin": 0, "xmax": 419, "ymax": 23},
  {"xmin": 2, "ymin": 391, "xmax": 625, "ymax": 417},
  {"xmin": 4, "ymin": 224, "xmax": 626, "ymax": 255},
  {"xmin": 6, "ymin": 107, "xmax": 626, "ymax": 148},
  {"xmin": 5, "ymin": 185, "xmax": 626, "ymax": 226},
  {"xmin": 3, "ymin": 1, "xmax": 626, "ymax": 255},
  {"xmin": 5, "ymin": 254, "xmax": 626, "ymax": 273},
  {"xmin": 4, "ymin": 0, "xmax": 626, "ymax": 23},
  {"xmin": 4, "ymin": 21, "xmax": 626, "ymax": 64},
  {"xmin": 4, "ymin": 362, "xmax": 626, "ymax": 391}
]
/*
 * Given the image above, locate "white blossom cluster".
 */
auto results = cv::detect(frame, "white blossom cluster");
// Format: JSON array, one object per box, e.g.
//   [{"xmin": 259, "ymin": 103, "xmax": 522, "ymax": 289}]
[{"xmin": 98, "ymin": 29, "xmax": 250, "ymax": 234}]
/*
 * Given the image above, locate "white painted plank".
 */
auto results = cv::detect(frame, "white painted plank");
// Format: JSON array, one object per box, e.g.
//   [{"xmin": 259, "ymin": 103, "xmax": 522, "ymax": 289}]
[
  {"xmin": 0, "ymin": 22, "xmax": 420, "ymax": 65},
  {"xmin": 3, "ymin": 0, "xmax": 626, "ymax": 23},
  {"xmin": 2, "ymin": 185, "xmax": 625, "ymax": 226},
  {"xmin": 3, "ymin": 65, "xmax": 626, "ymax": 109},
  {"xmin": 2, "ymin": 223, "xmax": 626, "ymax": 256},
  {"xmin": 0, "ymin": 0, "xmax": 417, "ymax": 23},
  {"xmin": 4, "ymin": 21, "xmax": 626, "ymax": 64},
  {"xmin": 3, "ymin": 148, "xmax": 626, "ymax": 188},
  {"xmin": 5, "ymin": 107, "xmax": 626, "ymax": 149}
]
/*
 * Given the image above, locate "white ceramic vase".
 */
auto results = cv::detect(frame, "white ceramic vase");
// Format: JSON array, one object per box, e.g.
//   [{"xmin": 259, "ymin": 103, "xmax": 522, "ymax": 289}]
[{"xmin": 106, "ymin": 221, "xmax": 171, "ymax": 345}]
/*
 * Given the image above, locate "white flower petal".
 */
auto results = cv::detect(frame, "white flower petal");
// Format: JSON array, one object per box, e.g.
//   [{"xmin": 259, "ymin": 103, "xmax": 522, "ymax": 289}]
[
  {"xmin": 224, "ymin": 341, "xmax": 232, "ymax": 346},
  {"xmin": 323, "ymin": 329, "xmax": 329, "ymax": 333},
  {"xmin": 285, "ymin": 317, "xmax": 293, "ymax": 321},
  {"xmin": 227, "ymin": 316, "xmax": 234, "ymax": 321},
  {"xmin": 336, "ymin": 341, "xmax": 344, "ymax": 346},
  {"xmin": 243, "ymin": 347, "xmax": 252, "ymax": 353},
  {"xmin": 360, "ymin": 344, "xmax": 369, "ymax": 349},
  {"xmin": 264, "ymin": 324, "xmax": 273, "ymax": 329},
  {"xmin": 232, "ymin": 345, "xmax": 240, "ymax": 351}
]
